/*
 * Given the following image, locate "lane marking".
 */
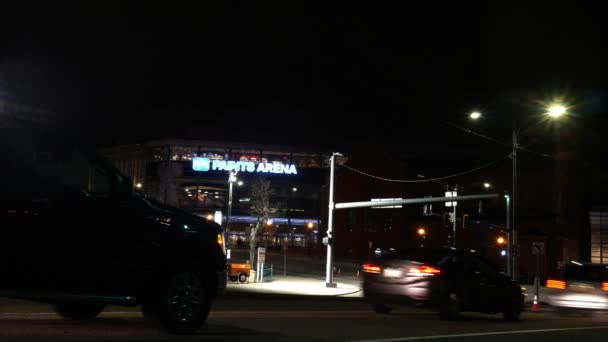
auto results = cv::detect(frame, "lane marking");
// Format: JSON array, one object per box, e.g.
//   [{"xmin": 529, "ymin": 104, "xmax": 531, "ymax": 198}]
[{"xmin": 348, "ymin": 326, "xmax": 608, "ymax": 342}]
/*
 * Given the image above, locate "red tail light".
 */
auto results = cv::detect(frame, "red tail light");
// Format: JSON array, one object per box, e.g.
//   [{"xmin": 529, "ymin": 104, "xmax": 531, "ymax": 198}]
[
  {"xmin": 602, "ymin": 282, "xmax": 608, "ymax": 291},
  {"xmin": 546, "ymin": 279, "xmax": 566, "ymax": 290},
  {"xmin": 407, "ymin": 265, "xmax": 441, "ymax": 276},
  {"xmin": 362, "ymin": 263, "xmax": 382, "ymax": 274}
]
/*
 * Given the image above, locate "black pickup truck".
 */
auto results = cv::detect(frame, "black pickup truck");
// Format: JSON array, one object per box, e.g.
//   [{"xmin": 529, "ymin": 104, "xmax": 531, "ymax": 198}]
[{"xmin": 0, "ymin": 127, "xmax": 227, "ymax": 334}]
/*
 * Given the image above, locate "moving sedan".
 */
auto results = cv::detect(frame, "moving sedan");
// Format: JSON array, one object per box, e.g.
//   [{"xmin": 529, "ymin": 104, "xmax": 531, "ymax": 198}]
[
  {"xmin": 362, "ymin": 248, "xmax": 524, "ymax": 321},
  {"xmin": 546, "ymin": 262, "xmax": 608, "ymax": 312}
]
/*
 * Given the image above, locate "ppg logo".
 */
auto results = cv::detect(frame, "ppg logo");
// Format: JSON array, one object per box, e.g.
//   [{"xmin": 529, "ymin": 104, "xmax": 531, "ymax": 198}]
[{"xmin": 192, "ymin": 157, "xmax": 211, "ymax": 171}]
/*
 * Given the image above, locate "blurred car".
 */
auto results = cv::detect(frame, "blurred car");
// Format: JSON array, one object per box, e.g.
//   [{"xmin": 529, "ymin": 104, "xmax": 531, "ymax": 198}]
[
  {"xmin": 361, "ymin": 247, "xmax": 524, "ymax": 321},
  {"xmin": 0, "ymin": 127, "xmax": 227, "ymax": 334},
  {"xmin": 545, "ymin": 262, "xmax": 608, "ymax": 312}
]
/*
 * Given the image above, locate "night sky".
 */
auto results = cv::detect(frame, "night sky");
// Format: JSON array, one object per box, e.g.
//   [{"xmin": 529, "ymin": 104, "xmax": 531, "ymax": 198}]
[{"xmin": 0, "ymin": 2, "xmax": 607, "ymax": 163}]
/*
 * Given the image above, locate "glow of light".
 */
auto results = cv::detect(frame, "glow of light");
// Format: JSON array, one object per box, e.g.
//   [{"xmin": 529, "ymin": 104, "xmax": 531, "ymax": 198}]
[
  {"xmin": 292, "ymin": 187, "xmax": 298, "ymax": 192},
  {"xmin": 547, "ymin": 104, "xmax": 567, "ymax": 118},
  {"xmin": 497, "ymin": 237, "xmax": 505, "ymax": 245},
  {"xmin": 501, "ymin": 250, "xmax": 507, "ymax": 256},
  {"xmin": 469, "ymin": 111, "xmax": 482, "ymax": 120},
  {"xmin": 483, "ymin": 182, "xmax": 491, "ymax": 189},
  {"xmin": 307, "ymin": 222, "xmax": 314, "ymax": 229},
  {"xmin": 417, "ymin": 228, "xmax": 426, "ymax": 236},
  {"xmin": 237, "ymin": 181, "xmax": 244, "ymax": 186},
  {"xmin": 135, "ymin": 183, "xmax": 143, "ymax": 189},
  {"xmin": 266, "ymin": 219, "xmax": 273, "ymax": 226},
  {"xmin": 206, "ymin": 214, "xmax": 214, "ymax": 221}
]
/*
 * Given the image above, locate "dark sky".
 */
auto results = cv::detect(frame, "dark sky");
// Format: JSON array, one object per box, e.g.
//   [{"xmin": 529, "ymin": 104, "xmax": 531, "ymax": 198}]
[{"xmin": 0, "ymin": 2, "xmax": 607, "ymax": 159}]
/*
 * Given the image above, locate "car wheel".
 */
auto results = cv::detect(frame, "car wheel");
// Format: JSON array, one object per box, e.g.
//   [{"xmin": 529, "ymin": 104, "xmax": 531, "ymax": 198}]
[
  {"xmin": 503, "ymin": 296, "xmax": 523, "ymax": 322},
  {"xmin": 439, "ymin": 293, "xmax": 461, "ymax": 320},
  {"xmin": 142, "ymin": 271, "xmax": 211, "ymax": 335},
  {"xmin": 229, "ymin": 275, "xmax": 238, "ymax": 282},
  {"xmin": 53, "ymin": 302, "xmax": 106, "ymax": 320},
  {"xmin": 372, "ymin": 303, "xmax": 392, "ymax": 314},
  {"xmin": 238, "ymin": 273, "xmax": 248, "ymax": 283}
]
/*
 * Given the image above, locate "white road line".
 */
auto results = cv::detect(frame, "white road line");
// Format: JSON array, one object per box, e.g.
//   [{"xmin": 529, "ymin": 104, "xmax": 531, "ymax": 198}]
[{"xmin": 348, "ymin": 326, "xmax": 608, "ymax": 342}]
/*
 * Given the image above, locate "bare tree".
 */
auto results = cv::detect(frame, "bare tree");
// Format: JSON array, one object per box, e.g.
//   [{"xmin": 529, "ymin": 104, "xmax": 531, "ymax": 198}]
[{"xmin": 248, "ymin": 178, "xmax": 278, "ymax": 265}]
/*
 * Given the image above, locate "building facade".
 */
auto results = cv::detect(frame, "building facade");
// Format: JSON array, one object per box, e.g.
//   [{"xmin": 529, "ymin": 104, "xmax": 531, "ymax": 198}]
[{"xmin": 103, "ymin": 139, "xmax": 332, "ymax": 249}]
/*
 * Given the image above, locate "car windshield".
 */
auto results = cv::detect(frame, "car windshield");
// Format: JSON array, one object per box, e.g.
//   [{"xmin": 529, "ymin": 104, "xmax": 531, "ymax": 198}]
[{"xmin": 564, "ymin": 264, "xmax": 608, "ymax": 282}]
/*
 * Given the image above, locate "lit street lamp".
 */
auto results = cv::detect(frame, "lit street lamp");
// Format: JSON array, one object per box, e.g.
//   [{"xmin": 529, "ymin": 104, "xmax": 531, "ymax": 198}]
[
  {"xmin": 547, "ymin": 103, "xmax": 567, "ymax": 118},
  {"xmin": 497, "ymin": 236, "xmax": 506, "ymax": 245},
  {"xmin": 469, "ymin": 111, "xmax": 482, "ymax": 120},
  {"xmin": 469, "ymin": 105, "xmax": 566, "ymax": 280},
  {"xmin": 483, "ymin": 182, "xmax": 491, "ymax": 189}
]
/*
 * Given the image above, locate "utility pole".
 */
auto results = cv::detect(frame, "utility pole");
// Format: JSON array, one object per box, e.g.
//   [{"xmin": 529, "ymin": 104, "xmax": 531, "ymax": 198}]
[
  {"xmin": 505, "ymin": 192, "xmax": 512, "ymax": 278},
  {"xmin": 512, "ymin": 126, "xmax": 518, "ymax": 281},
  {"xmin": 452, "ymin": 185, "xmax": 458, "ymax": 248},
  {"xmin": 325, "ymin": 152, "xmax": 341, "ymax": 288}
]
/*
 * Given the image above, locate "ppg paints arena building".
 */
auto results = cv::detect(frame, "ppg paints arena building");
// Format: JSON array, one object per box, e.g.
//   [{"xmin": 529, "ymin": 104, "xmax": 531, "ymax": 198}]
[{"xmin": 103, "ymin": 139, "xmax": 333, "ymax": 249}]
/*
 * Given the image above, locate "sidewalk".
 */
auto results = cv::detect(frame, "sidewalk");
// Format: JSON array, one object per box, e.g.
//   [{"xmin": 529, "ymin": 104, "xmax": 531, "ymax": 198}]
[{"xmin": 226, "ymin": 276, "xmax": 363, "ymax": 298}]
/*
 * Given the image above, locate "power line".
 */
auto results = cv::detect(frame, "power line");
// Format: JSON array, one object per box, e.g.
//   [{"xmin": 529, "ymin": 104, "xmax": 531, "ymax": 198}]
[
  {"xmin": 440, "ymin": 120, "xmax": 554, "ymax": 160},
  {"xmin": 339, "ymin": 153, "xmax": 512, "ymax": 183}
]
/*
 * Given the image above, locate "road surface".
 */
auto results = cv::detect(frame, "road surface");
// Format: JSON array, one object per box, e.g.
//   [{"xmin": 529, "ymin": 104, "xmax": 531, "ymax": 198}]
[{"xmin": 2, "ymin": 293, "xmax": 608, "ymax": 341}]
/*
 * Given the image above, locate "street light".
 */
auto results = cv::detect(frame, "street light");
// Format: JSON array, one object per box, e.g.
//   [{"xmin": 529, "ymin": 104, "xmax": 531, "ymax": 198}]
[
  {"xmin": 206, "ymin": 214, "xmax": 214, "ymax": 221},
  {"xmin": 135, "ymin": 182, "xmax": 143, "ymax": 189},
  {"xmin": 469, "ymin": 111, "xmax": 482, "ymax": 120},
  {"xmin": 307, "ymin": 222, "xmax": 314, "ymax": 229},
  {"xmin": 237, "ymin": 180, "xmax": 244, "ymax": 186},
  {"xmin": 292, "ymin": 187, "xmax": 298, "ymax": 192},
  {"xmin": 497, "ymin": 236, "xmax": 506, "ymax": 245},
  {"xmin": 266, "ymin": 219, "xmax": 273, "ymax": 227},
  {"xmin": 547, "ymin": 103, "xmax": 567, "ymax": 118},
  {"xmin": 468, "ymin": 102, "xmax": 568, "ymax": 280},
  {"xmin": 483, "ymin": 182, "xmax": 491, "ymax": 189}
]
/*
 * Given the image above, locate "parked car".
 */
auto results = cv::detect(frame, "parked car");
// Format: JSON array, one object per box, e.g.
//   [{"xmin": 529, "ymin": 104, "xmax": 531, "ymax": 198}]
[
  {"xmin": 362, "ymin": 247, "xmax": 524, "ymax": 321},
  {"xmin": 545, "ymin": 262, "xmax": 608, "ymax": 313},
  {"xmin": 0, "ymin": 127, "xmax": 227, "ymax": 334}
]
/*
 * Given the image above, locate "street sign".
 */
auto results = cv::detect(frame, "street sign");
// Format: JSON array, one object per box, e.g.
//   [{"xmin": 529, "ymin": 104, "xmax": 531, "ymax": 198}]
[
  {"xmin": 257, "ymin": 247, "xmax": 266, "ymax": 264},
  {"xmin": 532, "ymin": 242, "xmax": 545, "ymax": 256}
]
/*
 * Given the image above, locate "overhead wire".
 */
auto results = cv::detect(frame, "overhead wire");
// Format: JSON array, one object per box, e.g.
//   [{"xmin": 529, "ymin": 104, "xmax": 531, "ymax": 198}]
[{"xmin": 339, "ymin": 153, "xmax": 512, "ymax": 183}]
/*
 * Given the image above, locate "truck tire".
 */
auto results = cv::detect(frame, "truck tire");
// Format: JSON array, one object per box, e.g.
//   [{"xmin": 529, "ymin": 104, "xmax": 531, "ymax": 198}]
[
  {"xmin": 238, "ymin": 273, "xmax": 248, "ymax": 283},
  {"xmin": 53, "ymin": 302, "xmax": 106, "ymax": 320},
  {"xmin": 142, "ymin": 270, "xmax": 212, "ymax": 335}
]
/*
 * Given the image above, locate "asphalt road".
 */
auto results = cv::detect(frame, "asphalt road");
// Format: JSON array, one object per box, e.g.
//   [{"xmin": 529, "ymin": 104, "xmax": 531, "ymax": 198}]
[{"xmin": 2, "ymin": 294, "xmax": 608, "ymax": 341}]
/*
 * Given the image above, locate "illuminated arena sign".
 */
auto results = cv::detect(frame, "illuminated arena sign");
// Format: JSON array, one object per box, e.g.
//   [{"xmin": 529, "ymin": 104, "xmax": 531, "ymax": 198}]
[{"xmin": 192, "ymin": 157, "xmax": 298, "ymax": 175}]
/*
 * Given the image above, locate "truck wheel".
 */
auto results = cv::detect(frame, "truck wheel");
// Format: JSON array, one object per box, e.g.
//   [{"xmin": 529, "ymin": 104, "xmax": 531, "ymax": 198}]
[
  {"xmin": 142, "ymin": 271, "xmax": 211, "ymax": 335},
  {"xmin": 229, "ymin": 275, "xmax": 238, "ymax": 282},
  {"xmin": 238, "ymin": 273, "xmax": 248, "ymax": 283},
  {"xmin": 53, "ymin": 302, "xmax": 106, "ymax": 320}
]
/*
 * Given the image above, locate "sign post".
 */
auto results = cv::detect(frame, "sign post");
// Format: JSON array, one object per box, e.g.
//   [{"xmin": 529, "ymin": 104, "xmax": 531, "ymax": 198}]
[
  {"xmin": 532, "ymin": 242, "xmax": 545, "ymax": 303},
  {"xmin": 281, "ymin": 240, "xmax": 288, "ymax": 276},
  {"xmin": 257, "ymin": 247, "xmax": 266, "ymax": 282}
]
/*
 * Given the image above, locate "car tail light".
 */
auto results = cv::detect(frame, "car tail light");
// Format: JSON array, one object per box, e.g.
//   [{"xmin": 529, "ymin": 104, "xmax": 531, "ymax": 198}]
[
  {"xmin": 546, "ymin": 279, "xmax": 566, "ymax": 290},
  {"xmin": 407, "ymin": 265, "xmax": 441, "ymax": 276},
  {"xmin": 362, "ymin": 263, "xmax": 382, "ymax": 274},
  {"xmin": 602, "ymin": 282, "xmax": 608, "ymax": 291}
]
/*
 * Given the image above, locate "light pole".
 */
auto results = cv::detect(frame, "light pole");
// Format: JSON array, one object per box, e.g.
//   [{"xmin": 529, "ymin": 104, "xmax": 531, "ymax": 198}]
[
  {"xmin": 469, "ymin": 104, "xmax": 567, "ymax": 280},
  {"xmin": 227, "ymin": 172, "xmax": 238, "ymax": 242},
  {"xmin": 326, "ymin": 152, "xmax": 342, "ymax": 288}
]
